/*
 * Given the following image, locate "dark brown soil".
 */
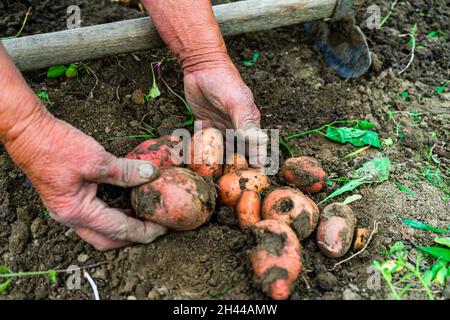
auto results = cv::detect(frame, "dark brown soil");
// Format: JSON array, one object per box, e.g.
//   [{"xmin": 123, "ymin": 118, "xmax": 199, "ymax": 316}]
[{"xmin": 1, "ymin": 0, "xmax": 449, "ymax": 300}]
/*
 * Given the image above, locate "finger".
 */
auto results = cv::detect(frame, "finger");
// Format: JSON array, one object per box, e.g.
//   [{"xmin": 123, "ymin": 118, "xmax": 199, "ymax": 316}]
[
  {"xmin": 77, "ymin": 198, "xmax": 168, "ymax": 244},
  {"xmin": 90, "ymin": 155, "xmax": 159, "ymax": 188},
  {"xmin": 74, "ymin": 227, "xmax": 130, "ymax": 251}
]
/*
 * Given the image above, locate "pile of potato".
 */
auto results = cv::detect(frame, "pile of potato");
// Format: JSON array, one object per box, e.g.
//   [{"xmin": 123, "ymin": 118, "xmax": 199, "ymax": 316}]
[{"xmin": 127, "ymin": 128, "xmax": 359, "ymax": 300}]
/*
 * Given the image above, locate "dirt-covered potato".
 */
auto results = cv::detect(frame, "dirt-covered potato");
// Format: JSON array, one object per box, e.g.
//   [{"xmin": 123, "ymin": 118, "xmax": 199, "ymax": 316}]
[
  {"xmin": 250, "ymin": 220, "xmax": 302, "ymax": 300},
  {"xmin": 126, "ymin": 135, "xmax": 183, "ymax": 167},
  {"xmin": 131, "ymin": 167, "xmax": 216, "ymax": 231},
  {"xmin": 236, "ymin": 190, "xmax": 261, "ymax": 229},
  {"xmin": 316, "ymin": 203, "xmax": 356, "ymax": 258},
  {"xmin": 261, "ymin": 187, "xmax": 319, "ymax": 240},
  {"xmin": 217, "ymin": 169, "xmax": 270, "ymax": 206},
  {"xmin": 281, "ymin": 156, "xmax": 327, "ymax": 194},
  {"xmin": 223, "ymin": 152, "xmax": 248, "ymax": 175},
  {"xmin": 188, "ymin": 127, "xmax": 224, "ymax": 180}
]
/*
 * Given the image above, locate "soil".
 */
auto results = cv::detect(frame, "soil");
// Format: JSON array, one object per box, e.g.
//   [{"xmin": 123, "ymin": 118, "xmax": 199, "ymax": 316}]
[{"xmin": 1, "ymin": 0, "xmax": 449, "ymax": 300}]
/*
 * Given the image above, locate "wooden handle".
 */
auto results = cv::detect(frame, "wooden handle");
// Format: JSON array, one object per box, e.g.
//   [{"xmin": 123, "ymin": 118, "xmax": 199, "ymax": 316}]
[{"xmin": 2, "ymin": 0, "xmax": 348, "ymax": 71}]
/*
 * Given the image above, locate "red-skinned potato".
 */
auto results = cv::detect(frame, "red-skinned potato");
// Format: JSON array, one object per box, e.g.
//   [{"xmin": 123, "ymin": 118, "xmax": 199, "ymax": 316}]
[
  {"xmin": 188, "ymin": 127, "xmax": 224, "ymax": 180},
  {"xmin": 223, "ymin": 152, "xmax": 248, "ymax": 175},
  {"xmin": 236, "ymin": 190, "xmax": 261, "ymax": 229},
  {"xmin": 131, "ymin": 167, "xmax": 216, "ymax": 231},
  {"xmin": 281, "ymin": 156, "xmax": 327, "ymax": 194},
  {"xmin": 262, "ymin": 187, "xmax": 319, "ymax": 240},
  {"xmin": 126, "ymin": 135, "xmax": 183, "ymax": 167},
  {"xmin": 316, "ymin": 203, "xmax": 356, "ymax": 258},
  {"xmin": 250, "ymin": 220, "xmax": 302, "ymax": 300},
  {"xmin": 217, "ymin": 169, "xmax": 270, "ymax": 206}
]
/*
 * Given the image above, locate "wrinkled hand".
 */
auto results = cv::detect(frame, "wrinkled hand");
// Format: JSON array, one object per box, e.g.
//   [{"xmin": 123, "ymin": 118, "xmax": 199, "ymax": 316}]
[
  {"xmin": 184, "ymin": 59, "xmax": 268, "ymax": 167},
  {"xmin": 6, "ymin": 111, "xmax": 167, "ymax": 250}
]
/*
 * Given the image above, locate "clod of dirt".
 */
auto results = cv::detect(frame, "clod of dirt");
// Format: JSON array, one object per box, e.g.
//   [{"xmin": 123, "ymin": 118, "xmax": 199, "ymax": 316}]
[
  {"xmin": 131, "ymin": 89, "xmax": 145, "ymax": 105},
  {"xmin": 9, "ymin": 220, "xmax": 29, "ymax": 254},
  {"xmin": 316, "ymin": 272, "xmax": 338, "ymax": 291}
]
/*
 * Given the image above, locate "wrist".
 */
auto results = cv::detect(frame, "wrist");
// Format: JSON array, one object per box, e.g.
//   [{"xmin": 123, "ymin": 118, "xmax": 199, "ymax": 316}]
[{"xmin": 179, "ymin": 45, "xmax": 231, "ymax": 75}]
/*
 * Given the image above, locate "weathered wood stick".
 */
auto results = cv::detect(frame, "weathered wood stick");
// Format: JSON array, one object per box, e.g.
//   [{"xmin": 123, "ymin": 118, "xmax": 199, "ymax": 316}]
[{"xmin": 2, "ymin": 0, "xmax": 352, "ymax": 71}]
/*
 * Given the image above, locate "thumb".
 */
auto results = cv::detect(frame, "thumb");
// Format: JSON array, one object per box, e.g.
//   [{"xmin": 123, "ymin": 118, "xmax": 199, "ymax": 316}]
[
  {"xmin": 229, "ymin": 103, "xmax": 268, "ymax": 168},
  {"xmin": 92, "ymin": 155, "xmax": 159, "ymax": 187}
]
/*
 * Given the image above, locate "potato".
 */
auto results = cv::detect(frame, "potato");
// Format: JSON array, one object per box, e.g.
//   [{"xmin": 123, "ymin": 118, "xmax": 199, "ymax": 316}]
[
  {"xmin": 281, "ymin": 156, "xmax": 327, "ymax": 194},
  {"xmin": 217, "ymin": 169, "xmax": 270, "ymax": 206},
  {"xmin": 316, "ymin": 203, "xmax": 356, "ymax": 258},
  {"xmin": 250, "ymin": 220, "xmax": 302, "ymax": 300},
  {"xmin": 353, "ymin": 227, "xmax": 369, "ymax": 251},
  {"xmin": 188, "ymin": 127, "xmax": 224, "ymax": 180},
  {"xmin": 223, "ymin": 152, "xmax": 248, "ymax": 175},
  {"xmin": 236, "ymin": 190, "xmax": 261, "ymax": 229},
  {"xmin": 261, "ymin": 187, "xmax": 319, "ymax": 240},
  {"xmin": 131, "ymin": 167, "xmax": 216, "ymax": 231},
  {"xmin": 126, "ymin": 135, "xmax": 183, "ymax": 167}
]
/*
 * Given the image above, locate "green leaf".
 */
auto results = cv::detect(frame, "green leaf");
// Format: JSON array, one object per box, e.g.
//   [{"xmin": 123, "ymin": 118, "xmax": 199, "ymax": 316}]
[
  {"xmin": 36, "ymin": 91, "xmax": 49, "ymax": 101},
  {"xmin": 47, "ymin": 270, "xmax": 57, "ymax": 284},
  {"xmin": 383, "ymin": 138, "xmax": 394, "ymax": 147},
  {"xmin": 319, "ymin": 157, "xmax": 391, "ymax": 204},
  {"xmin": 353, "ymin": 157, "xmax": 391, "ymax": 182},
  {"xmin": 433, "ymin": 81, "xmax": 449, "ymax": 96},
  {"xmin": 424, "ymin": 168, "xmax": 443, "ymax": 186},
  {"xmin": 434, "ymin": 237, "xmax": 450, "ymax": 248},
  {"xmin": 402, "ymin": 219, "xmax": 448, "ymax": 233},
  {"xmin": 395, "ymin": 181, "xmax": 414, "ymax": 197},
  {"xmin": 243, "ymin": 51, "xmax": 260, "ymax": 67},
  {"xmin": 427, "ymin": 30, "xmax": 446, "ymax": 38},
  {"xmin": 400, "ymin": 90, "xmax": 410, "ymax": 99},
  {"xmin": 47, "ymin": 65, "xmax": 68, "ymax": 78},
  {"xmin": 342, "ymin": 194, "xmax": 362, "ymax": 205},
  {"xmin": 355, "ymin": 120, "xmax": 376, "ymax": 130},
  {"xmin": 65, "ymin": 64, "xmax": 78, "ymax": 78},
  {"xmin": 149, "ymin": 84, "xmax": 161, "ymax": 99},
  {"xmin": 325, "ymin": 126, "xmax": 381, "ymax": 148},
  {"xmin": 435, "ymin": 266, "xmax": 448, "ymax": 285},
  {"xmin": 419, "ymin": 247, "xmax": 450, "ymax": 262},
  {"xmin": 0, "ymin": 266, "xmax": 12, "ymax": 294}
]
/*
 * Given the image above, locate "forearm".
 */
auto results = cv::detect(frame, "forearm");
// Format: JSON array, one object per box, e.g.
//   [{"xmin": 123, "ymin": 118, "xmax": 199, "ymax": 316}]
[
  {"xmin": 0, "ymin": 44, "xmax": 51, "ymax": 146},
  {"xmin": 141, "ymin": 0, "xmax": 230, "ymax": 73}
]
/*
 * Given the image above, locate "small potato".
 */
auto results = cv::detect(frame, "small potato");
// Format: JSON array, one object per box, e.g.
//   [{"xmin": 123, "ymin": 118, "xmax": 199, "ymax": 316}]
[
  {"xmin": 353, "ymin": 228, "xmax": 369, "ymax": 251},
  {"xmin": 188, "ymin": 128, "xmax": 224, "ymax": 180},
  {"xmin": 236, "ymin": 190, "xmax": 261, "ymax": 229},
  {"xmin": 223, "ymin": 152, "xmax": 248, "ymax": 175},
  {"xmin": 131, "ymin": 167, "xmax": 216, "ymax": 231},
  {"xmin": 262, "ymin": 187, "xmax": 319, "ymax": 240},
  {"xmin": 281, "ymin": 156, "xmax": 327, "ymax": 194},
  {"xmin": 250, "ymin": 220, "xmax": 302, "ymax": 300},
  {"xmin": 217, "ymin": 169, "xmax": 270, "ymax": 206},
  {"xmin": 126, "ymin": 135, "xmax": 183, "ymax": 167},
  {"xmin": 316, "ymin": 203, "xmax": 356, "ymax": 258}
]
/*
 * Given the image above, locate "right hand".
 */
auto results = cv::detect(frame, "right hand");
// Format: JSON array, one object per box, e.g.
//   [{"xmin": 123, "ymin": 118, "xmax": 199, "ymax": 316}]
[{"xmin": 4, "ymin": 106, "xmax": 167, "ymax": 251}]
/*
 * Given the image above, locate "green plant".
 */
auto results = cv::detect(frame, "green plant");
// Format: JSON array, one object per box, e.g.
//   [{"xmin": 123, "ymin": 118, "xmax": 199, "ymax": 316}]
[
  {"xmin": 0, "ymin": 266, "xmax": 57, "ymax": 293},
  {"xmin": 243, "ymin": 51, "xmax": 261, "ymax": 67},
  {"xmin": 372, "ymin": 242, "xmax": 436, "ymax": 300},
  {"xmin": 287, "ymin": 119, "xmax": 380, "ymax": 149},
  {"xmin": 145, "ymin": 62, "xmax": 161, "ymax": 101},
  {"xmin": 155, "ymin": 62, "xmax": 194, "ymax": 126},
  {"xmin": 1, "ymin": 7, "xmax": 31, "ymax": 39},
  {"xmin": 319, "ymin": 157, "xmax": 391, "ymax": 205}
]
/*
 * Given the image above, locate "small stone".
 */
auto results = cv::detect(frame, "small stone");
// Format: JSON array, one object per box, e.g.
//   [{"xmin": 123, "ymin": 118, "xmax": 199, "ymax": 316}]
[
  {"xmin": 131, "ymin": 89, "xmax": 145, "ymax": 105},
  {"xmin": 105, "ymin": 126, "xmax": 111, "ymax": 134},
  {"xmin": 147, "ymin": 288, "xmax": 161, "ymax": 300},
  {"xmin": 9, "ymin": 220, "xmax": 29, "ymax": 254},
  {"xmin": 343, "ymin": 288, "xmax": 361, "ymax": 300},
  {"xmin": 92, "ymin": 268, "xmax": 107, "ymax": 280},
  {"xmin": 127, "ymin": 296, "xmax": 137, "ymax": 300},
  {"xmin": 77, "ymin": 253, "xmax": 90, "ymax": 263},
  {"xmin": 207, "ymin": 278, "xmax": 217, "ymax": 287}
]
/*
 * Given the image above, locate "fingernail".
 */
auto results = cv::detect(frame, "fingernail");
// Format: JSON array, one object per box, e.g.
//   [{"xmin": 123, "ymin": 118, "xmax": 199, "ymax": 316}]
[{"xmin": 138, "ymin": 163, "xmax": 157, "ymax": 180}]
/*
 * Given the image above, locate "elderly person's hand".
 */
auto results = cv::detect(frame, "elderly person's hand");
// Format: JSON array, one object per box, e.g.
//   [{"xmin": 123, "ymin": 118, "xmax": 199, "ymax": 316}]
[{"xmin": 1, "ymin": 44, "xmax": 167, "ymax": 251}]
